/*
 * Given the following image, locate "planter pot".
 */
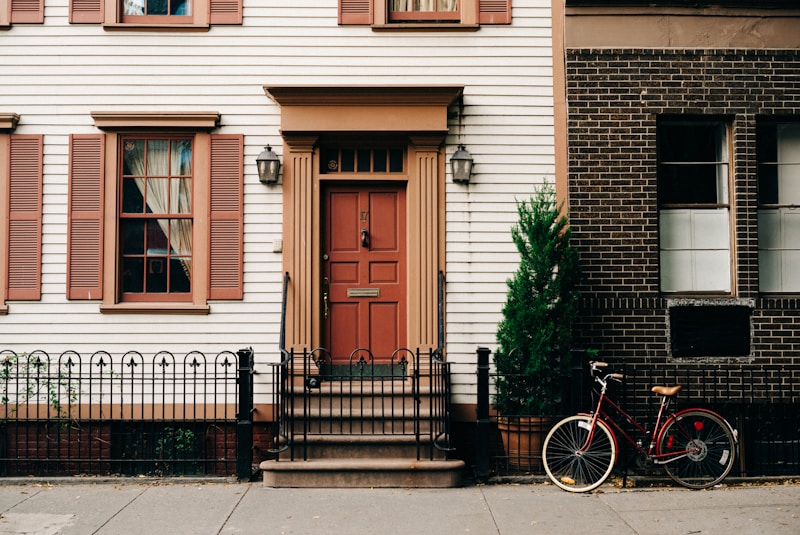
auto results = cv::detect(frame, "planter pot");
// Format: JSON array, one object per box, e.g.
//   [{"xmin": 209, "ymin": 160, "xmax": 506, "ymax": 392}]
[{"xmin": 497, "ymin": 416, "xmax": 554, "ymax": 472}]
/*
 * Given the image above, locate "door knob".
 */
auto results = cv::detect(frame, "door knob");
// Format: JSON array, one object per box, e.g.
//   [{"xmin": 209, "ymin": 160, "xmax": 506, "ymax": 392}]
[{"xmin": 361, "ymin": 228, "xmax": 369, "ymax": 248}]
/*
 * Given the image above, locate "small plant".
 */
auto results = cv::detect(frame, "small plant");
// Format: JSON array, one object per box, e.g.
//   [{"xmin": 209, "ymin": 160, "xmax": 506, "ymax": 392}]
[
  {"xmin": 0, "ymin": 353, "xmax": 80, "ymax": 420},
  {"xmin": 494, "ymin": 181, "xmax": 581, "ymax": 417},
  {"xmin": 154, "ymin": 426, "xmax": 201, "ymax": 475}
]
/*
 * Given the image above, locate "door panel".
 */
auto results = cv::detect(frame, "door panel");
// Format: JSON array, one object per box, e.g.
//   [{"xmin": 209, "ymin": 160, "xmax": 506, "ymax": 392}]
[{"xmin": 324, "ymin": 183, "xmax": 406, "ymax": 364}]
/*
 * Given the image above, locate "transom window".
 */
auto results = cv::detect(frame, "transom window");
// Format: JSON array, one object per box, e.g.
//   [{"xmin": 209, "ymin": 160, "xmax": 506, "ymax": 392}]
[
  {"xmin": 321, "ymin": 147, "xmax": 405, "ymax": 174},
  {"xmin": 389, "ymin": 0, "xmax": 459, "ymax": 21},
  {"xmin": 658, "ymin": 120, "xmax": 731, "ymax": 293},
  {"xmin": 757, "ymin": 121, "xmax": 800, "ymax": 292},
  {"xmin": 119, "ymin": 136, "xmax": 193, "ymax": 301}
]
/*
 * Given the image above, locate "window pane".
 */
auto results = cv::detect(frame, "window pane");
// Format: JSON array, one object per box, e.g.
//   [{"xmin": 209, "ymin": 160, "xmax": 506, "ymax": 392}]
[
  {"xmin": 373, "ymin": 149, "xmax": 387, "ymax": 172},
  {"xmin": 146, "ymin": 258, "xmax": 168, "ymax": 293},
  {"xmin": 170, "ymin": 219, "xmax": 192, "ymax": 255},
  {"xmin": 122, "ymin": 178, "xmax": 145, "ymax": 214},
  {"xmin": 357, "ymin": 149, "xmax": 371, "ymax": 172},
  {"xmin": 170, "ymin": 177, "xmax": 191, "ymax": 214},
  {"xmin": 341, "ymin": 149, "xmax": 355, "ymax": 172},
  {"xmin": 121, "ymin": 220, "xmax": 145, "ymax": 254},
  {"xmin": 658, "ymin": 121, "xmax": 728, "ymax": 205},
  {"xmin": 147, "ymin": 140, "xmax": 169, "ymax": 176},
  {"xmin": 171, "ymin": 139, "xmax": 192, "ymax": 176},
  {"xmin": 123, "ymin": 139, "xmax": 145, "ymax": 176},
  {"xmin": 122, "ymin": 257, "xmax": 144, "ymax": 293},
  {"xmin": 390, "ymin": 149, "xmax": 404, "ymax": 172},
  {"xmin": 170, "ymin": 258, "xmax": 191, "ymax": 293}
]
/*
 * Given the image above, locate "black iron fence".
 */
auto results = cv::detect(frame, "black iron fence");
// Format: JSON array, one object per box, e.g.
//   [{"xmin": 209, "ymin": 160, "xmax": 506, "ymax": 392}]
[
  {"xmin": 0, "ymin": 348, "xmax": 254, "ymax": 479},
  {"xmin": 478, "ymin": 349, "xmax": 800, "ymax": 479}
]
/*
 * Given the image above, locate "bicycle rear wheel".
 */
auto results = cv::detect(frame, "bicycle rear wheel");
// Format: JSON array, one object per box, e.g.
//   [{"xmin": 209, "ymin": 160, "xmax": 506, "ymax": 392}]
[
  {"xmin": 657, "ymin": 410, "xmax": 736, "ymax": 489},
  {"xmin": 543, "ymin": 415, "xmax": 616, "ymax": 492}
]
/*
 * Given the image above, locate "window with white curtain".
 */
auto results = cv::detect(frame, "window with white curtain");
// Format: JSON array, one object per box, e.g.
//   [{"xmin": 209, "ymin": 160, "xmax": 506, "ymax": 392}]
[
  {"xmin": 389, "ymin": 0, "xmax": 459, "ymax": 21},
  {"xmin": 120, "ymin": 136, "xmax": 193, "ymax": 301},
  {"xmin": 758, "ymin": 122, "xmax": 800, "ymax": 293},
  {"xmin": 658, "ymin": 120, "xmax": 731, "ymax": 293}
]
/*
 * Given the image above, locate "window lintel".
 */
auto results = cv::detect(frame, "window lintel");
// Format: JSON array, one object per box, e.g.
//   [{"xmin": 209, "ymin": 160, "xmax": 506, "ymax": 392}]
[
  {"xmin": 91, "ymin": 111, "xmax": 221, "ymax": 130},
  {"xmin": 0, "ymin": 113, "xmax": 20, "ymax": 132}
]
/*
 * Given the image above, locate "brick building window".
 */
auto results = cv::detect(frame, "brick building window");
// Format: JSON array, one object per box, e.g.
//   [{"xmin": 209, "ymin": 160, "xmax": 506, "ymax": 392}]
[
  {"xmin": 658, "ymin": 119, "xmax": 731, "ymax": 293},
  {"xmin": 757, "ymin": 121, "xmax": 800, "ymax": 293}
]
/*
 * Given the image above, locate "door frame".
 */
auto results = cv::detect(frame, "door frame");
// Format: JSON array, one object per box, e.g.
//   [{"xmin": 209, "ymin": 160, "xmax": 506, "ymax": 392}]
[{"xmin": 265, "ymin": 86, "xmax": 463, "ymax": 355}]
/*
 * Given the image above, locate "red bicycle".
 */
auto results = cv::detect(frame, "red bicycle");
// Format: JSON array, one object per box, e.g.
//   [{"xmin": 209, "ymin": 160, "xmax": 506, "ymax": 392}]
[{"xmin": 543, "ymin": 361, "xmax": 738, "ymax": 492}]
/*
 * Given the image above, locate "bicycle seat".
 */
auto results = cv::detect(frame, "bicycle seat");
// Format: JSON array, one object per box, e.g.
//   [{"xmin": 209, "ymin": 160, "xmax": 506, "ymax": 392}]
[{"xmin": 651, "ymin": 385, "xmax": 682, "ymax": 396}]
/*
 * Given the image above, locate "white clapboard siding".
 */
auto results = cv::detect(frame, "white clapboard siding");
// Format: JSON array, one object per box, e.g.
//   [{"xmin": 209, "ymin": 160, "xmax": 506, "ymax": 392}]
[{"xmin": 0, "ymin": 0, "xmax": 554, "ymax": 406}]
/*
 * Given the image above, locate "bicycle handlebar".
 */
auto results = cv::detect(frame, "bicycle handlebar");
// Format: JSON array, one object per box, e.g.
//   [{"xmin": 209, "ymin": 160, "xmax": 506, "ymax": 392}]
[{"xmin": 589, "ymin": 361, "xmax": 624, "ymax": 383}]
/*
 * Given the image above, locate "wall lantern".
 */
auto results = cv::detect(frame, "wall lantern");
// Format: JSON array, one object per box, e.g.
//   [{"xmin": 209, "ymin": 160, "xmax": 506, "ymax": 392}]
[
  {"xmin": 256, "ymin": 145, "xmax": 281, "ymax": 184},
  {"xmin": 450, "ymin": 144, "xmax": 473, "ymax": 184}
]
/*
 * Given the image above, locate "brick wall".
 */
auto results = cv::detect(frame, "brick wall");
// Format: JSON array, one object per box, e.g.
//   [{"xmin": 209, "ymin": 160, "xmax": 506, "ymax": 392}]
[{"xmin": 566, "ymin": 49, "xmax": 800, "ymax": 381}]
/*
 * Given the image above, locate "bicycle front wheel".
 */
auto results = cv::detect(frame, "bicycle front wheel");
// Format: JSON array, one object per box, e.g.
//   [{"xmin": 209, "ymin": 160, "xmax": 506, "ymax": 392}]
[
  {"xmin": 657, "ymin": 410, "xmax": 736, "ymax": 489},
  {"xmin": 543, "ymin": 415, "xmax": 616, "ymax": 492}
]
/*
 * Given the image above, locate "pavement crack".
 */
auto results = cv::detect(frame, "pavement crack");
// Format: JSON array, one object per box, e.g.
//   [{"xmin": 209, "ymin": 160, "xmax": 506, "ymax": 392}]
[
  {"xmin": 216, "ymin": 482, "xmax": 252, "ymax": 534},
  {"xmin": 477, "ymin": 485, "xmax": 502, "ymax": 534},
  {"xmin": 90, "ymin": 484, "xmax": 151, "ymax": 535}
]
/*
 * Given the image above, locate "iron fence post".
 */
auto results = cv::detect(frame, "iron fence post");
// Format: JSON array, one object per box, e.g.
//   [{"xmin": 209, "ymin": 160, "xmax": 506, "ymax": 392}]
[
  {"xmin": 236, "ymin": 347, "xmax": 254, "ymax": 481},
  {"xmin": 475, "ymin": 346, "xmax": 491, "ymax": 482}
]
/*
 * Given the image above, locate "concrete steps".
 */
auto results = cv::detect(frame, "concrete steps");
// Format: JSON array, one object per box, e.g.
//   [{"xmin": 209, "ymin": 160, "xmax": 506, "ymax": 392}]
[{"xmin": 260, "ymin": 378, "xmax": 464, "ymax": 488}]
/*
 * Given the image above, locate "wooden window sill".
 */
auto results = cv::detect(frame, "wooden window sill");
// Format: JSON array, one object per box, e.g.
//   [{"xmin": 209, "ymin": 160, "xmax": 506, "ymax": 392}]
[{"xmin": 100, "ymin": 303, "xmax": 210, "ymax": 314}]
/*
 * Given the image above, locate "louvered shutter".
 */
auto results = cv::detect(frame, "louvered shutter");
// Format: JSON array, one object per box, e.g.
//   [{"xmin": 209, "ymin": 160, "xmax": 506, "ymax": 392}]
[
  {"xmin": 339, "ymin": 0, "xmax": 370, "ymax": 25},
  {"xmin": 7, "ymin": 135, "xmax": 42, "ymax": 301},
  {"xmin": 67, "ymin": 135, "xmax": 104, "ymax": 300},
  {"xmin": 10, "ymin": 0, "xmax": 44, "ymax": 23},
  {"xmin": 69, "ymin": 0, "xmax": 103, "ymax": 24},
  {"xmin": 209, "ymin": 134, "xmax": 243, "ymax": 300},
  {"xmin": 209, "ymin": 0, "xmax": 241, "ymax": 24},
  {"xmin": 479, "ymin": 0, "xmax": 510, "ymax": 24}
]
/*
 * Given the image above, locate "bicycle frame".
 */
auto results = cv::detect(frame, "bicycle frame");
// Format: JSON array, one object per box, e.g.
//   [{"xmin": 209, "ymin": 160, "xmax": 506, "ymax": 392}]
[{"xmin": 581, "ymin": 369, "xmax": 731, "ymax": 466}]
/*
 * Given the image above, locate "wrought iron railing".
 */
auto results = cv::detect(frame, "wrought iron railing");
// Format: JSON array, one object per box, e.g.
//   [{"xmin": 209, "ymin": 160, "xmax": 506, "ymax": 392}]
[
  {"xmin": 0, "ymin": 348, "xmax": 253, "ymax": 478},
  {"xmin": 269, "ymin": 271, "xmax": 453, "ymax": 461},
  {"xmin": 479, "ymin": 351, "xmax": 800, "ymax": 478}
]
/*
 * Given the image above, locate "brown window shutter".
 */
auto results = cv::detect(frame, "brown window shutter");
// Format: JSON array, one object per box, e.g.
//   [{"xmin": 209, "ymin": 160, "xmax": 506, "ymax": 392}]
[
  {"xmin": 479, "ymin": 0, "xmax": 511, "ymax": 24},
  {"xmin": 7, "ymin": 135, "xmax": 42, "ymax": 301},
  {"xmin": 209, "ymin": 134, "xmax": 243, "ymax": 300},
  {"xmin": 339, "ymin": 0, "xmax": 371, "ymax": 25},
  {"xmin": 209, "ymin": 0, "xmax": 242, "ymax": 25},
  {"xmin": 10, "ymin": 0, "xmax": 44, "ymax": 23},
  {"xmin": 67, "ymin": 134, "xmax": 104, "ymax": 300},
  {"xmin": 69, "ymin": 0, "xmax": 103, "ymax": 24}
]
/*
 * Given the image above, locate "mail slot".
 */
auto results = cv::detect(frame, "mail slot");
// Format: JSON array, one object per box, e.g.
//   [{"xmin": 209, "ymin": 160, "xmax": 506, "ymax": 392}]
[{"xmin": 347, "ymin": 288, "xmax": 380, "ymax": 298}]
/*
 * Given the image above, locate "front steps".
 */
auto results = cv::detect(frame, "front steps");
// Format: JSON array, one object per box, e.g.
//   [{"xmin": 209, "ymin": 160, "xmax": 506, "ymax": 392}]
[
  {"xmin": 259, "ymin": 379, "xmax": 465, "ymax": 488},
  {"xmin": 260, "ymin": 457, "xmax": 464, "ymax": 488}
]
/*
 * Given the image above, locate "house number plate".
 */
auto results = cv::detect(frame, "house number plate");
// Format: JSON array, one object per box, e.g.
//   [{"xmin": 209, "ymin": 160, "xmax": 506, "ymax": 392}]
[{"xmin": 347, "ymin": 288, "xmax": 380, "ymax": 298}]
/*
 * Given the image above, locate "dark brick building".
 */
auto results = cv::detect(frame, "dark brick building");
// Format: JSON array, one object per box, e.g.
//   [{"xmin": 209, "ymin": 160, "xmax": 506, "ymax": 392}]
[{"xmin": 556, "ymin": 1, "xmax": 800, "ymax": 475}]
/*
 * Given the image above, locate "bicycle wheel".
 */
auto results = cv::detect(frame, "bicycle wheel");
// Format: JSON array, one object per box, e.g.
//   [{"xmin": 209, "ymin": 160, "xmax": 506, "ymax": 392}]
[
  {"xmin": 657, "ymin": 410, "xmax": 736, "ymax": 489},
  {"xmin": 543, "ymin": 415, "xmax": 616, "ymax": 492}
]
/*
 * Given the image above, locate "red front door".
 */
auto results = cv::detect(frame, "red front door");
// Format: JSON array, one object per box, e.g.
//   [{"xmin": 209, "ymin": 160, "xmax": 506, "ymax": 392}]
[{"xmin": 323, "ymin": 183, "xmax": 407, "ymax": 364}]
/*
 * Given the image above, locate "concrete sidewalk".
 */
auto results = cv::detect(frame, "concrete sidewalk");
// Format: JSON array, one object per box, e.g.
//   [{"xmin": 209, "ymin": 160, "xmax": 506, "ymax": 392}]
[{"xmin": 0, "ymin": 478, "xmax": 798, "ymax": 535}]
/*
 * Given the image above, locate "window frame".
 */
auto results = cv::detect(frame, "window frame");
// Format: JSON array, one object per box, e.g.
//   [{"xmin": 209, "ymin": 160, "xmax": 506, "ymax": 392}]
[
  {"xmin": 67, "ymin": 111, "xmax": 243, "ymax": 314},
  {"xmin": 757, "ymin": 120, "xmax": 800, "ymax": 293},
  {"xmin": 118, "ymin": 134, "xmax": 195, "ymax": 303},
  {"xmin": 103, "ymin": 0, "xmax": 208, "ymax": 28},
  {"xmin": 69, "ymin": 0, "xmax": 240, "ymax": 28},
  {"xmin": 375, "ymin": 0, "xmax": 477, "ymax": 27},
  {"xmin": 388, "ymin": 1, "xmax": 461, "ymax": 22},
  {"xmin": 657, "ymin": 118, "xmax": 734, "ymax": 294}
]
